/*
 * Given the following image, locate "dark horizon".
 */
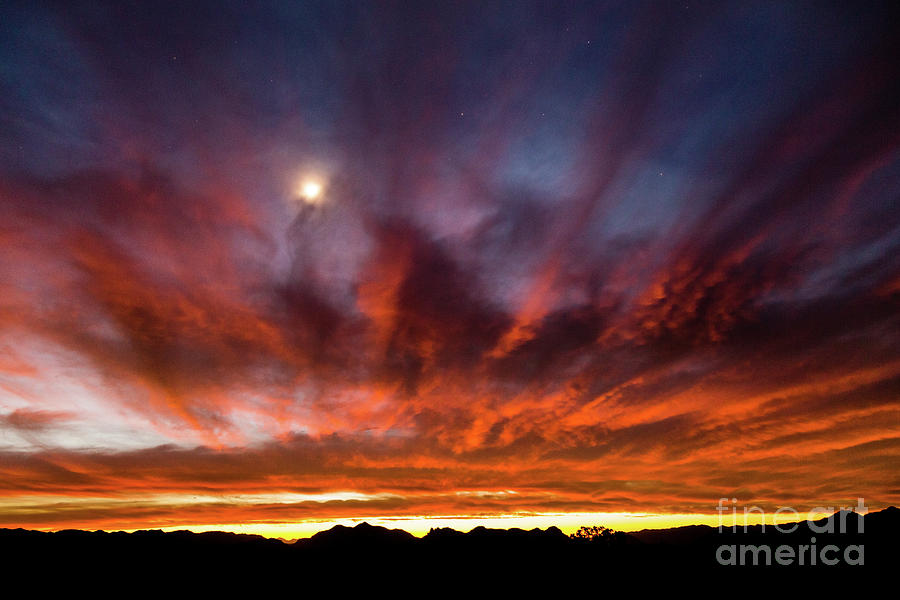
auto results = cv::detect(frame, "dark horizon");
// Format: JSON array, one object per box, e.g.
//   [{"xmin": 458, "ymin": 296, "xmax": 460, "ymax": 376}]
[{"xmin": 5, "ymin": 506, "xmax": 897, "ymax": 581}]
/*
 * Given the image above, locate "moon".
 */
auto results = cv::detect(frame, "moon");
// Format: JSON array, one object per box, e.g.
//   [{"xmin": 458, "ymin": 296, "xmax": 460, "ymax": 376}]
[{"xmin": 294, "ymin": 179, "xmax": 324, "ymax": 205}]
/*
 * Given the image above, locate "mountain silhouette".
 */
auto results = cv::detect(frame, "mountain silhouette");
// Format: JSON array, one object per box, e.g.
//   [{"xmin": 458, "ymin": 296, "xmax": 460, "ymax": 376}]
[{"xmin": 2, "ymin": 507, "xmax": 896, "ymax": 589}]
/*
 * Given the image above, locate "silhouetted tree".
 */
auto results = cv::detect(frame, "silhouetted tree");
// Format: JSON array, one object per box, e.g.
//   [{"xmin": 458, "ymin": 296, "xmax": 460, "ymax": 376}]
[{"xmin": 570, "ymin": 525, "xmax": 624, "ymax": 547}]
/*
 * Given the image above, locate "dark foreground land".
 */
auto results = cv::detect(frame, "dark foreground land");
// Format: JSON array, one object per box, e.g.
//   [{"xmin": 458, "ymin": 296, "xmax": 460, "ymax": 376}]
[{"xmin": 3, "ymin": 507, "xmax": 896, "ymax": 589}]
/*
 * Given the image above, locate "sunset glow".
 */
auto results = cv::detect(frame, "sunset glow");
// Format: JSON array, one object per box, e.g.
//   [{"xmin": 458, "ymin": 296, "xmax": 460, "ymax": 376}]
[{"xmin": 1, "ymin": 2, "xmax": 898, "ymax": 538}]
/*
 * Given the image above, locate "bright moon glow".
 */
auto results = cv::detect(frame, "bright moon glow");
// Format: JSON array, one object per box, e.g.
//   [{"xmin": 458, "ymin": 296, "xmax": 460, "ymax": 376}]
[{"xmin": 298, "ymin": 180, "xmax": 323, "ymax": 203}]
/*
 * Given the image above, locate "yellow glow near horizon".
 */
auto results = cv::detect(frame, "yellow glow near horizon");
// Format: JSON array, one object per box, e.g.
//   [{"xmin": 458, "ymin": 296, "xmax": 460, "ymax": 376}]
[
  {"xmin": 4, "ymin": 491, "xmax": 850, "ymax": 540},
  {"xmin": 141, "ymin": 510, "xmax": 836, "ymax": 542}
]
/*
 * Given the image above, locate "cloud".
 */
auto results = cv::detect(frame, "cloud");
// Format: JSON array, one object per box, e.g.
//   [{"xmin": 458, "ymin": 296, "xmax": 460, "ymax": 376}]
[{"xmin": 0, "ymin": 409, "xmax": 72, "ymax": 432}]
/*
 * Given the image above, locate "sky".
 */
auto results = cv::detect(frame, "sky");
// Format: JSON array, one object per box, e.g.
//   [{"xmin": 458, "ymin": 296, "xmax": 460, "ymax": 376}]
[{"xmin": 1, "ymin": 1, "xmax": 898, "ymax": 538}]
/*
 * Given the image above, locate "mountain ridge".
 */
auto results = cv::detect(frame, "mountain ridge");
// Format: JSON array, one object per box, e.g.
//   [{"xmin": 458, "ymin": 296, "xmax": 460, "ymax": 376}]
[{"xmin": 2, "ymin": 505, "xmax": 895, "ymax": 545}]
